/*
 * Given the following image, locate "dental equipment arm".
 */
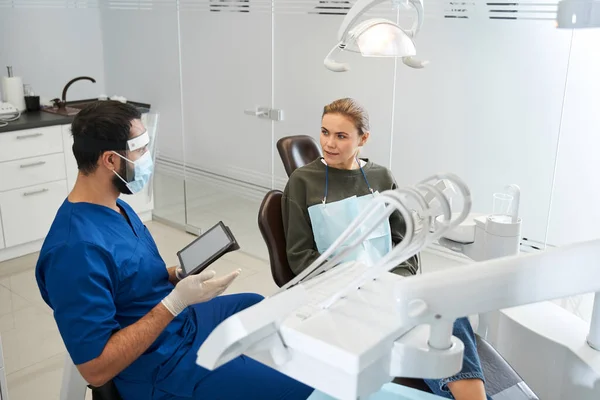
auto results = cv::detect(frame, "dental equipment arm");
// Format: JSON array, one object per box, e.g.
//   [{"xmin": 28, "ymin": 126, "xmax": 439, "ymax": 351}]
[
  {"xmin": 195, "ymin": 238, "xmax": 600, "ymax": 400},
  {"xmin": 394, "ymin": 238, "xmax": 600, "ymax": 351},
  {"xmin": 319, "ymin": 174, "xmax": 471, "ymax": 308},
  {"xmin": 278, "ymin": 173, "xmax": 470, "ymax": 296}
]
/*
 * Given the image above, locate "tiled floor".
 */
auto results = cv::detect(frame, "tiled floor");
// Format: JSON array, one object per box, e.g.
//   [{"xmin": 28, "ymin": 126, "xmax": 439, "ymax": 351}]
[
  {"xmin": 0, "ymin": 221, "xmax": 276, "ymax": 400},
  {"xmin": 152, "ymin": 171, "xmax": 269, "ymax": 260}
]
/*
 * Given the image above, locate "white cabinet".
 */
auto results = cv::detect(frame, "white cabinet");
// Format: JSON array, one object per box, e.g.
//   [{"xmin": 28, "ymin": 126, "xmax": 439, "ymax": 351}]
[
  {"xmin": 0, "ymin": 153, "xmax": 67, "ymax": 192},
  {"xmin": 0, "ymin": 125, "xmax": 63, "ymax": 162},
  {"xmin": 0, "ymin": 180, "xmax": 68, "ymax": 248},
  {"xmin": 0, "ymin": 125, "xmax": 68, "ymax": 254}
]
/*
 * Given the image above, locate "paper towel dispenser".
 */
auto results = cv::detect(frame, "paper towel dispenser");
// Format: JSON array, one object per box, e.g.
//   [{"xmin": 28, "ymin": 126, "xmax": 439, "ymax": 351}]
[{"xmin": 1, "ymin": 66, "xmax": 26, "ymax": 112}]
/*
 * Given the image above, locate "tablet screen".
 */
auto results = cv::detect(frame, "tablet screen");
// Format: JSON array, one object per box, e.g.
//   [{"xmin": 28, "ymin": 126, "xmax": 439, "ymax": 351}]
[{"xmin": 179, "ymin": 224, "xmax": 232, "ymax": 275}]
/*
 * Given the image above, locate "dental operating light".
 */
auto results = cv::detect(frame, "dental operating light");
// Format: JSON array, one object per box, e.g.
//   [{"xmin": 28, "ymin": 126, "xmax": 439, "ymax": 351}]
[{"xmin": 324, "ymin": 0, "xmax": 428, "ymax": 72}]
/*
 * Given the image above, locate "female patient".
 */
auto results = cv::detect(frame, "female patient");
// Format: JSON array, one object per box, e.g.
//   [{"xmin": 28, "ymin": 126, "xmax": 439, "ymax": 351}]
[{"xmin": 282, "ymin": 98, "xmax": 491, "ymax": 400}]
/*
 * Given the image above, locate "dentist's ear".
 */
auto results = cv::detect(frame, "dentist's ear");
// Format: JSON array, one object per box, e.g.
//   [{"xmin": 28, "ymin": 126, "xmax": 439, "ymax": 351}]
[{"xmin": 101, "ymin": 151, "xmax": 117, "ymax": 171}]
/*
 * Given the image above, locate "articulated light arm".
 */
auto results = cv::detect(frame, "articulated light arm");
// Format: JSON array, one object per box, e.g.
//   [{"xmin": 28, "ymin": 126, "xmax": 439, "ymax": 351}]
[
  {"xmin": 337, "ymin": 0, "xmax": 424, "ymax": 40},
  {"xmin": 394, "ymin": 239, "xmax": 600, "ymax": 350},
  {"xmin": 324, "ymin": 0, "xmax": 427, "ymax": 72}
]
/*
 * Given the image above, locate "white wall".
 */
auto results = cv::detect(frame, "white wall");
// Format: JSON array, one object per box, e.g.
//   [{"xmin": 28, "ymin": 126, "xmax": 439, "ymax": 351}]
[
  {"xmin": 0, "ymin": 8, "xmax": 106, "ymax": 102},
  {"xmin": 391, "ymin": 18, "xmax": 572, "ymax": 244}
]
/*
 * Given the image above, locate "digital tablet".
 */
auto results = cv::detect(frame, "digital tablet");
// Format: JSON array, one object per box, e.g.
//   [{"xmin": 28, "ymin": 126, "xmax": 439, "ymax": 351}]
[{"xmin": 177, "ymin": 221, "xmax": 240, "ymax": 277}]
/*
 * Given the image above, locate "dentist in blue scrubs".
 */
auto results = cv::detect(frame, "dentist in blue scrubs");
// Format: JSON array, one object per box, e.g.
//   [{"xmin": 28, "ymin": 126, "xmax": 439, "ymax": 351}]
[{"xmin": 35, "ymin": 101, "xmax": 314, "ymax": 400}]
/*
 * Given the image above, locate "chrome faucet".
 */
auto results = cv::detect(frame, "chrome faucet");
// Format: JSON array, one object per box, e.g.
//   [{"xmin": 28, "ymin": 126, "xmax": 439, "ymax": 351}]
[{"xmin": 52, "ymin": 76, "xmax": 96, "ymax": 109}]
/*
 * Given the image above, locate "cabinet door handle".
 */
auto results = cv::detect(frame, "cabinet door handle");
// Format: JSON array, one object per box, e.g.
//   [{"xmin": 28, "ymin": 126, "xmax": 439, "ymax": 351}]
[
  {"xmin": 23, "ymin": 188, "xmax": 48, "ymax": 197},
  {"xmin": 20, "ymin": 161, "xmax": 46, "ymax": 169},
  {"xmin": 16, "ymin": 133, "xmax": 43, "ymax": 140}
]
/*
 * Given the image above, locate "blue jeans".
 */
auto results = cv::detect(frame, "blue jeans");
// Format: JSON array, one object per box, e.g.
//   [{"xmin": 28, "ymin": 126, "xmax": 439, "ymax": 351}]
[{"xmin": 424, "ymin": 317, "xmax": 492, "ymax": 400}]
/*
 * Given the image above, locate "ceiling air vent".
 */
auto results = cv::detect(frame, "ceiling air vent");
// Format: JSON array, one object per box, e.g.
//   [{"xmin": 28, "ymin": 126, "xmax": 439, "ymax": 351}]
[
  {"xmin": 313, "ymin": 0, "xmax": 352, "ymax": 15},
  {"xmin": 179, "ymin": 0, "xmax": 266, "ymax": 13},
  {"xmin": 209, "ymin": 0, "xmax": 250, "ymax": 12},
  {"xmin": 107, "ymin": 0, "xmax": 154, "ymax": 10},
  {"xmin": 487, "ymin": 1, "xmax": 558, "ymax": 21},
  {"xmin": 0, "ymin": 0, "xmax": 99, "ymax": 8}
]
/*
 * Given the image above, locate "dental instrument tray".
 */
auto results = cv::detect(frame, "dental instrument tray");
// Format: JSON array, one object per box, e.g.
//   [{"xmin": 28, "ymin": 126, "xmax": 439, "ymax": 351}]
[{"xmin": 177, "ymin": 221, "xmax": 240, "ymax": 277}]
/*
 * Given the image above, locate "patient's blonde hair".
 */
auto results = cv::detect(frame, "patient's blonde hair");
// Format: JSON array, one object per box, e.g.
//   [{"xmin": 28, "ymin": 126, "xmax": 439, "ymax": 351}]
[{"xmin": 323, "ymin": 98, "xmax": 370, "ymax": 135}]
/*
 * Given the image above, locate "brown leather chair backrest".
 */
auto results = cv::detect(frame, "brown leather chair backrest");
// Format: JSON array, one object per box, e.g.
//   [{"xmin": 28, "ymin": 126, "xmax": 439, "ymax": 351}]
[
  {"xmin": 257, "ymin": 190, "xmax": 295, "ymax": 287},
  {"xmin": 277, "ymin": 135, "xmax": 322, "ymax": 177},
  {"xmin": 262, "ymin": 136, "xmax": 320, "ymax": 286}
]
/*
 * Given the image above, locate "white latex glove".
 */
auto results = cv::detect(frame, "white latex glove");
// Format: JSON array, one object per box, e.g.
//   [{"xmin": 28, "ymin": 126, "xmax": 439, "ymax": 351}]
[{"xmin": 161, "ymin": 269, "xmax": 241, "ymax": 316}]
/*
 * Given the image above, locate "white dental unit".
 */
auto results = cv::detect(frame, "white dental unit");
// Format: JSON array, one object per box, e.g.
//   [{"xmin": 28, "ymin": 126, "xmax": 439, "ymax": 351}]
[{"xmin": 196, "ymin": 174, "xmax": 600, "ymax": 399}]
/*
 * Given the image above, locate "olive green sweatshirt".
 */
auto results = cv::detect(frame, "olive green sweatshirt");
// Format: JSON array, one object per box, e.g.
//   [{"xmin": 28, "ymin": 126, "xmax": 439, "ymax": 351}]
[{"xmin": 282, "ymin": 158, "xmax": 420, "ymax": 277}]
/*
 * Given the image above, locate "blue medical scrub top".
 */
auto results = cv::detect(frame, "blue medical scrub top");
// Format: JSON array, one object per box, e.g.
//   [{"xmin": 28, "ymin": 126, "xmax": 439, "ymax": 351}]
[{"xmin": 36, "ymin": 199, "xmax": 208, "ymax": 399}]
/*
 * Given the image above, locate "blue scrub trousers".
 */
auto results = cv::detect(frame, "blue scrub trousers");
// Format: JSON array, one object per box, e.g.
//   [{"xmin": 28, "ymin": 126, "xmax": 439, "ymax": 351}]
[{"xmin": 153, "ymin": 293, "xmax": 314, "ymax": 400}]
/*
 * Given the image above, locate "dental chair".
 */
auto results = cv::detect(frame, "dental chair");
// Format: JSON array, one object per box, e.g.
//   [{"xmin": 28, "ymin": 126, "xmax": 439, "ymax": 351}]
[
  {"xmin": 276, "ymin": 135, "xmax": 321, "ymax": 177},
  {"xmin": 255, "ymin": 135, "xmax": 538, "ymax": 399}
]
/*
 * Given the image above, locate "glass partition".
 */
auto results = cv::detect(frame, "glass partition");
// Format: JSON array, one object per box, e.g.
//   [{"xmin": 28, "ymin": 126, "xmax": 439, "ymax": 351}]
[
  {"xmin": 100, "ymin": 2, "xmax": 188, "ymax": 230},
  {"xmin": 178, "ymin": 1, "xmax": 274, "ymax": 259}
]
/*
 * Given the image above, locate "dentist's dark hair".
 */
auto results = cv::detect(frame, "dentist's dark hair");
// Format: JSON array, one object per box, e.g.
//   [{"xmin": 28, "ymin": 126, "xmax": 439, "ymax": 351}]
[
  {"xmin": 71, "ymin": 100, "xmax": 141, "ymax": 174},
  {"xmin": 322, "ymin": 98, "xmax": 370, "ymax": 135}
]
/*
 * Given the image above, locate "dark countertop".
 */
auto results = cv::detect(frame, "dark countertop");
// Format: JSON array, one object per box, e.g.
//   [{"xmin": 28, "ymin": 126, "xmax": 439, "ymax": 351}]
[
  {"xmin": 0, "ymin": 100, "xmax": 151, "ymax": 134},
  {"xmin": 0, "ymin": 111, "xmax": 73, "ymax": 133}
]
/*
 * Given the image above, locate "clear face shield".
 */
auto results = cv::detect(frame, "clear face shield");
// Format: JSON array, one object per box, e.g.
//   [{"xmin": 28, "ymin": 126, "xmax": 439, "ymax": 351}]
[
  {"xmin": 112, "ymin": 112, "xmax": 159, "ymax": 196},
  {"xmin": 72, "ymin": 111, "xmax": 159, "ymax": 196}
]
